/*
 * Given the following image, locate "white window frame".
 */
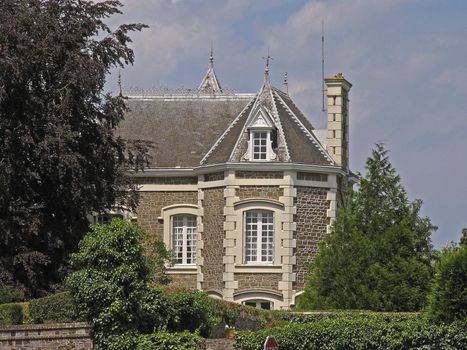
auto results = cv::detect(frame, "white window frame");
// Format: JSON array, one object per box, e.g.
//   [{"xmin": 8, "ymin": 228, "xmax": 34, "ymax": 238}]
[
  {"xmin": 252, "ymin": 131, "xmax": 268, "ymax": 160},
  {"xmin": 171, "ymin": 214, "xmax": 197, "ymax": 266},
  {"xmin": 248, "ymin": 129, "xmax": 276, "ymax": 161},
  {"xmin": 244, "ymin": 210, "xmax": 274, "ymax": 264},
  {"xmin": 160, "ymin": 204, "xmax": 199, "ymax": 271}
]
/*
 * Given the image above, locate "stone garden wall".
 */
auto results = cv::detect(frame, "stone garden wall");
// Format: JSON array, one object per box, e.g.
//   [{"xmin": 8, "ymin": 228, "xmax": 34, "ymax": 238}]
[{"xmin": 0, "ymin": 323, "xmax": 92, "ymax": 350}]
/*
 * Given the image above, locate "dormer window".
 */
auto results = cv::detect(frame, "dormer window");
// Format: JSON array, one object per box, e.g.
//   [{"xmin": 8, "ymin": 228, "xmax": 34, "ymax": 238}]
[
  {"xmin": 242, "ymin": 105, "xmax": 277, "ymax": 162},
  {"xmin": 252, "ymin": 131, "xmax": 268, "ymax": 160}
]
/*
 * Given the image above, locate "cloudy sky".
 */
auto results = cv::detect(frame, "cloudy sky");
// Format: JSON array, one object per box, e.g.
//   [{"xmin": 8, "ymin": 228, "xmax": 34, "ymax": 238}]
[{"xmin": 107, "ymin": 0, "xmax": 467, "ymax": 248}]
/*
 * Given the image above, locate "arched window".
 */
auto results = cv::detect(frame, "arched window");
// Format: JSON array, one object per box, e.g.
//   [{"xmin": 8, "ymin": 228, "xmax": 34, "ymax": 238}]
[
  {"xmin": 243, "ymin": 299, "xmax": 273, "ymax": 310},
  {"xmin": 171, "ymin": 214, "xmax": 197, "ymax": 265},
  {"xmin": 245, "ymin": 210, "xmax": 274, "ymax": 263}
]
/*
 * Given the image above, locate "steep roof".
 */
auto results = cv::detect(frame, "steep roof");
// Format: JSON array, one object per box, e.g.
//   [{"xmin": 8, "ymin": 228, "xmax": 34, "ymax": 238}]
[
  {"xmin": 118, "ymin": 72, "xmax": 334, "ymax": 168},
  {"xmin": 118, "ymin": 94, "xmax": 252, "ymax": 167},
  {"xmin": 201, "ymin": 81, "xmax": 334, "ymax": 166}
]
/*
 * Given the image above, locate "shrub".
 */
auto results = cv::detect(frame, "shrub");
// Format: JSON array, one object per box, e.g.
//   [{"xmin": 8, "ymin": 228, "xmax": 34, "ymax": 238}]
[
  {"xmin": 235, "ymin": 317, "xmax": 467, "ymax": 350},
  {"xmin": 212, "ymin": 299, "xmax": 269, "ymax": 328},
  {"xmin": 29, "ymin": 291, "xmax": 81, "ymax": 323},
  {"xmin": 0, "ymin": 303, "xmax": 24, "ymax": 325},
  {"xmin": 66, "ymin": 220, "xmax": 152, "ymax": 350},
  {"xmin": 426, "ymin": 245, "xmax": 467, "ymax": 323},
  {"xmin": 0, "ymin": 286, "xmax": 24, "ymax": 304},
  {"xmin": 136, "ymin": 331, "xmax": 205, "ymax": 350},
  {"xmin": 165, "ymin": 288, "xmax": 217, "ymax": 336}
]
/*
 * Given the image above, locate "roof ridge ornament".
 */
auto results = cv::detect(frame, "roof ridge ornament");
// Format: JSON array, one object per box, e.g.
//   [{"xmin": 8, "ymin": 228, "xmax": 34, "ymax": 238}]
[
  {"xmin": 209, "ymin": 40, "xmax": 214, "ymax": 68},
  {"xmin": 198, "ymin": 42, "xmax": 222, "ymax": 93},
  {"xmin": 283, "ymin": 72, "xmax": 288, "ymax": 95},
  {"xmin": 262, "ymin": 48, "xmax": 273, "ymax": 84}
]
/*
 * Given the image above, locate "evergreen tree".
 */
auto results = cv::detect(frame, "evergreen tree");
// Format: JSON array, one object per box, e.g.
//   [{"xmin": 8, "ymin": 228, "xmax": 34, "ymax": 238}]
[
  {"xmin": 298, "ymin": 143, "xmax": 435, "ymax": 311},
  {"xmin": 0, "ymin": 0, "xmax": 147, "ymax": 296}
]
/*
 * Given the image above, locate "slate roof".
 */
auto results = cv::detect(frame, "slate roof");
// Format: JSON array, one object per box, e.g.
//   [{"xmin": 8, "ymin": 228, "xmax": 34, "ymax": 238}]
[
  {"xmin": 201, "ymin": 81, "xmax": 334, "ymax": 166},
  {"xmin": 118, "ymin": 80, "xmax": 334, "ymax": 168},
  {"xmin": 118, "ymin": 96, "xmax": 252, "ymax": 167}
]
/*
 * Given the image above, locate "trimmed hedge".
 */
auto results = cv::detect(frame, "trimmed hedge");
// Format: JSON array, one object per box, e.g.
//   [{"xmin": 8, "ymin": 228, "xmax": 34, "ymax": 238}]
[
  {"xmin": 235, "ymin": 317, "xmax": 467, "ymax": 350},
  {"xmin": 0, "ymin": 302, "xmax": 28, "ymax": 325},
  {"xmin": 29, "ymin": 291, "xmax": 82, "ymax": 323},
  {"xmin": 136, "ymin": 331, "xmax": 205, "ymax": 350}
]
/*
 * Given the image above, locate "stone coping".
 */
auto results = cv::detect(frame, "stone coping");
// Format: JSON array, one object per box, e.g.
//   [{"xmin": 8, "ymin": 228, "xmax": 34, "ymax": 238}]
[{"xmin": 0, "ymin": 322, "xmax": 89, "ymax": 331}]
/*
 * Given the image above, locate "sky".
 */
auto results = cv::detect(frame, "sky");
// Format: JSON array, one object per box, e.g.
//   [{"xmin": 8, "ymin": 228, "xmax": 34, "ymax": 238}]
[{"xmin": 106, "ymin": 0, "xmax": 467, "ymax": 248}]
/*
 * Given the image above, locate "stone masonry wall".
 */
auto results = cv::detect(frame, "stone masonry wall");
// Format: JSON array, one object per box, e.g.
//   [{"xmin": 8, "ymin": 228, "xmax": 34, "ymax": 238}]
[
  {"xmin": 136, "ymin": 191, "xmax": 198, "ymax": 241},
  {"xmin": 136, "ymin": 191, "xmax": 198, "ymax": 289},
  {"xmin": 204, "ymin": 172, "xmax": 224, "ymax": 182},
  {"xmin": 235, "ymin": 273, "xmax": 281, "ymax": 291},
  {"xmin": 294, "ymin": 187, "xmax": 329, "ymax": 290},
  {"xmin": 134, "ymin": 177, "xmax": 198, "ymax": 184},
  {"xmin": 0, "ymin": 323, "xmax": 92, "ymax": 350},
  {"xmin": 169, "ymin": 273, "xmax": 197, "ymax": 290},
  {"xmin": 201, "ymin": 188, "xmax": 225, "ymax": 291},
  {"xmin": 236, "ymin": 186, "xmax": 283, "ymax": 200},
  {"xmin": 235, "ymin": 171, "xmax": 284, "ymax": 179}
]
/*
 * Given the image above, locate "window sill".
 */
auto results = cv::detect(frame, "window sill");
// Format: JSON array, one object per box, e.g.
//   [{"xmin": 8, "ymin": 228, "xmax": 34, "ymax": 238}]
[
  {"xmin": 234, "ymin": 264, "xmax": 282, "ymax": 274},
  {"xmin": 167, "ymin": 265, "xmax": 197, "ymax": 274}
]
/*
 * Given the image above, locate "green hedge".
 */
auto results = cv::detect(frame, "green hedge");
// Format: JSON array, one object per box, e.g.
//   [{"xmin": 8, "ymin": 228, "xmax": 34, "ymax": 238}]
[
  {"xmin": 0, "ymin": 302, "xmax": 28, "ymax": 325},
  {"xmin": 270, "ymin": 310, "xmax": 420, "ymax": 324},
  {"xmin": 136, "ymin": 331, "xmax": 205, "ymax": 350},
  {"xmin": 235, "ymin": 317, "xmax": 467, "ymax": 350},
  {"xmin": 29, "ymin": 291, "xmax": 82, "ymax": 323}
]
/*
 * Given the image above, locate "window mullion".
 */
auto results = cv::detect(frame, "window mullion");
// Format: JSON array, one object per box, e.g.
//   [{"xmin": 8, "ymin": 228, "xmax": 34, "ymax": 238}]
[
  {"xmin": 257, "ymin": 212, "xmax": 262, "ymax": 262},
  {"xmin": 182, "ymin": 216, "xmax": 187, "ymax": 265}
]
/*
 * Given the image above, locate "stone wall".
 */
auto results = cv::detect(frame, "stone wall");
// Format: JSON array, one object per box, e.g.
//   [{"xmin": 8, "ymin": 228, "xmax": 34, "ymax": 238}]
[
  {"xmin": 235, "ymin": 273, "xmax": 281, "ymax": 291},
  {"xmin": 201, "ymin": 188, "xmax": 225, "ymax": 291},
  {"xmin": 169, "ymin": 273, "xmax": 197, "ymax": 290},
  {"xmin": 204, "ymin": 172, "xmax": 224, "ymax": 182},
  {"xmin": 0, "ymin": 323, "xmax": 92, "ymax": 350},
  {"xmin": 235, "ymin": 171, "xmax": 283, "ymax": 179},
  {"xmin": 134, "ymin": 176, "xmax": 198, "ymax": 184},
  {"xmin": 136, "ymin": 191, "xmax": 198, "ymax": 241},
  {"xmin": 236, "ymin": 186, "xmax": 283, "ymax": 200},
  {"xmin": 294, "ymin": 187, "xmax": 329, "ymax": 290}
]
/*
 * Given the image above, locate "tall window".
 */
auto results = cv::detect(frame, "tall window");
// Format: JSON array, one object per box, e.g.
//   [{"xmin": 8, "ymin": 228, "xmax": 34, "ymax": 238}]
[
  {"xmin": 172, "ymin": 215, "xmax": 197, "ymax": 265},
  {"xmin": 252, "ymin": 132, "xmax": 268, "ymax": 160},
  {"xmin": 245, "ymin": 211, "xmax": 274, "ymax": 263}
]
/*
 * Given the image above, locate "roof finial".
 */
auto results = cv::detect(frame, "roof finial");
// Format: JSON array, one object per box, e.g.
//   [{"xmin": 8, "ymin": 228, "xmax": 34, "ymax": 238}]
[
  {"xmin": 209, "ymin": 40, "xmax": 214, "ymax": 68},
  {"xmin": 262, "ymin": 48, "xmax": 273, "ymax": 83},
  {"xmin": 284, "ymin": 71, "xmax": 288, "ymax": 95},
  {"xmin": 118, "ymin": 70, "xmax": 123, "ymax": 97}
]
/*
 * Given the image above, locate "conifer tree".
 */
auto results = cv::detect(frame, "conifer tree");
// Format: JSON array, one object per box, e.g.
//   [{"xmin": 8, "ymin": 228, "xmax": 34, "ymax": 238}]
[{"xmin": 298, "ymin": 143, "xmax": 435, "ymax": 311}]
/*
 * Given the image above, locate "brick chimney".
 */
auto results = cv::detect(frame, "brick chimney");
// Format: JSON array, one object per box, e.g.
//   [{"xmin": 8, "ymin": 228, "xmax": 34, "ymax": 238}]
[{"xmin": 325, "ymin": 73, "xmax": 352, "ymax": 170}]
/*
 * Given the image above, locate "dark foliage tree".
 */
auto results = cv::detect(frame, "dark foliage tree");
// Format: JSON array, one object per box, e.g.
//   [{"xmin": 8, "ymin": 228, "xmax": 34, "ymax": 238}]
[
  {"xmin": 297, "ymin": 143, "xmax": 435, "ymax": 311},
  {"xmin": 0, "ymin": 0, "xmax": 147, "ymax": 297}
]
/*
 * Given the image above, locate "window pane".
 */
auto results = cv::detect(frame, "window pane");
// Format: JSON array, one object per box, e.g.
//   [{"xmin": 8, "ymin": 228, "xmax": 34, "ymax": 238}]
[
  {"xmin": 245, "ymin": 211, "xmax": 274, "ymax": 263},
  {"xmin": 172, "ymin": 214, "xmax": 197, "ymax": 265}
]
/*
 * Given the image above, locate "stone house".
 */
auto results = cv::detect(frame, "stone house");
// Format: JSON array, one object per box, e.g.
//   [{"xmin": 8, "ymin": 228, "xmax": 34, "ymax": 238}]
[{"xmin": 116, "ymin": 54, "xmax": 354, "ymax": 310}]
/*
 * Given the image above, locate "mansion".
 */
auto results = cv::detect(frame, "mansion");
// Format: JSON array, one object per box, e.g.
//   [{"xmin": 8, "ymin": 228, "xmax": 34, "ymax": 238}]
[{"xmin": 116, "ymin": 53, "xmax": 354, "ymax": 310}]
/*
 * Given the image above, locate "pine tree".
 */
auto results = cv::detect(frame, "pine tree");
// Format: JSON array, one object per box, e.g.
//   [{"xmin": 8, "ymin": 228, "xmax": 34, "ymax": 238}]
[{"xmin": 297, "ymin": 143, "xmax": 435, "ymax": 311}]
